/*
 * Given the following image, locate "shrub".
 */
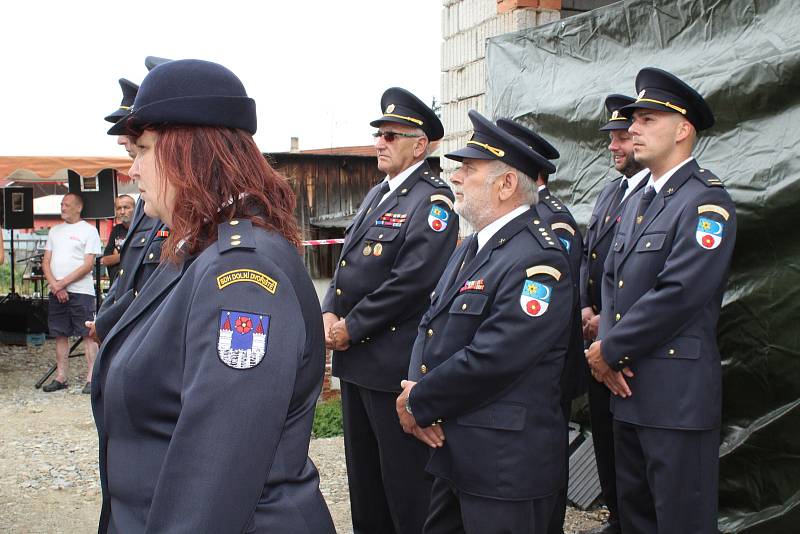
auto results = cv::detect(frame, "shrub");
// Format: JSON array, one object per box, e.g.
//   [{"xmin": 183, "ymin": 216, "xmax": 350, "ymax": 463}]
[{"xmin": 312, "ymin": 398, "xmax": 343, "ymax": 438}]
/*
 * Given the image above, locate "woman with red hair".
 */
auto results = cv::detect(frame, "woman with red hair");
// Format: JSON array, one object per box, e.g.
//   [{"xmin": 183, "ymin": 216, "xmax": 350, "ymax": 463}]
[{"xmin": 93, "ymin": 59, "xmax": 334, "ymax": 533}]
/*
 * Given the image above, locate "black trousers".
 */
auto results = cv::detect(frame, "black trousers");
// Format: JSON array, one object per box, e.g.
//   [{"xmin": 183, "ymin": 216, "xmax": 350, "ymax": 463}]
[
  {"xmin": 547, "ymin": 399, "xmax": 572, "ymax": 534},
  {"xmin": 587, "ymin": 376, "xmax": 620, "ymax": 529},
  {"xmin": 341, "ymin": 380, "xmax": 433, "ymax": 534},
  {"xmin": 424, "ymin": 477, "xmax": 556, "ymax": 534},
  {"xmin": 614, "ymin": 420, "xmax": 720, "ymax": 534}
]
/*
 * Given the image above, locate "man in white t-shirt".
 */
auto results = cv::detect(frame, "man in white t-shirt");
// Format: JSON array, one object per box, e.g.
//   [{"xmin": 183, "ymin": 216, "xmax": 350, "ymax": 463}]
[{"xmin": 42, "ymin": 193, "xmax": 102, "ymax": 394}]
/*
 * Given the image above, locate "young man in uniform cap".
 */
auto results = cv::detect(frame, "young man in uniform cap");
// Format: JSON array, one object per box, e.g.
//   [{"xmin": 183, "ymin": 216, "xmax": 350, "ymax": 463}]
[
  {"xmin": 397, "ymin": 110, "xmax": 573, "ymax": 534},
  {"xmin": 496, "ymin": 118, "xmax": 585, "ymax": 534},
  {"xmin": 322, "ymin": 87, "xmax": 459, "ymax": 533},
  {"xmin": 586, "ymin": 68, "xmax": 737, "ymax": 533},
  {"xmin": 576, "ymin": 94, "xmax": 648, "ymax": 534},
  {"xmin": 91, "ymin": 67, "xmax": 170, "ymax": 343}
]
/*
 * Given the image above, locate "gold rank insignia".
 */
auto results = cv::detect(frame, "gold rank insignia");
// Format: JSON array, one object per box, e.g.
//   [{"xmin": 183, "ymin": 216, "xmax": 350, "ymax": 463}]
[
  {"xmin": 363, "ymin": 243, "xmax": 373, "ymax": 256},
  {"xmin": 385, "ymin": 104, "xmax": 395, "ymax": 114},
  {"xmin": 373, "ymin": 243, "xmax": 383, "ymax": 256}
]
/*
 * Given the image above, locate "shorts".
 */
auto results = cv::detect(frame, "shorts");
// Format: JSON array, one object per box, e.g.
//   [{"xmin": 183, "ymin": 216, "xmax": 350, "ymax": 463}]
[{"xmin": 48, "ymin": 292, "xmax": 96, "ymax": 338}]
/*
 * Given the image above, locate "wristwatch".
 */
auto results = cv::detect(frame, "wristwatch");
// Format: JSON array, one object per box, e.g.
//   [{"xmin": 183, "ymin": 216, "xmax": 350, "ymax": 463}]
[{"xmin": 404, "ymin": 396, "xmax": 413, "ymax": 415}]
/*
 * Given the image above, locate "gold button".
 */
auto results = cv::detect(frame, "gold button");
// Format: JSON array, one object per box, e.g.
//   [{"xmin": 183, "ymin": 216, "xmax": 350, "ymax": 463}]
[
  {"xmin": 148, "ymin": 253, "xmax": 154, "ymax": 259},
  {"xmin": 427, "ymin": 328, "xmax": 434, "ymax": 337},
  {"xmin": 231, "ymin": 234, "xmax": 241, "ymax": 240},
  {"xmin": 618, "ymin": 280, "xmax": 624, "ymax": 288},
  {"xmin": 119, "ymin": 269, "xmax": 124, "ymax": 276},
  {"xmin": 592, "ymin": 252, "xmax": 597, "ymax": 260},
  {"xmin": 615, "ymin": 313, "xmax": 621, "ymax": 321},
  {"xmin": 336, "ymin": 289, "xmax": 342, "ymax": 296},
  {"xmin": 430, "ymin": 291, "xmax": 436, "ymax": 298},
  {"xmin": 340, "ymin": 260, "xmax": 346, "ymax": 267},
  {"xmin": 420, "ymin": 364, "xmax": 428, "ymax": 374},
  {"xmin": 461, "ymin": 303, "xmax": 467, "ymax": 310},
  {"xmin": 390, "ymin": 326, "xmax": 396, "ymax": 332},
  {"xmin": 533, "ymin": 219, "xmax": 540, "ymax": 224},
  {"xmin": 230, "ymin": 220, "xmax": 239, "ymax": 225},
  {"xmin": 140, "ymin": 237, "xmax": 146, "ymax": 243},
  {"xmin": 542, "ymin": 232, "xmax": 549, "ymax": 237},
  {"xmin": 401, "ymin": 188, "xmax": 408, "ymax": 194},
  {"xmin": 231, "ymin": 240, "xmax": 241, "ymax": 246},
  {"xmin": 378, "ymin": 233, "xmax": 384, "ymax": 239},
  {"xmin": 588, "ymin": 279, "xmax": 594, "ymax": 285},
  {"xmin": 134, "ymin": 290, "xmax": 138, "ymax": 297},
  {"xmin": 668, "ymin": 349, "xmax": 676, "ymax": 355},
  {"xmin": 623, "ymin": 356, "xmax": 630, "ymax": 362},
  {"xmin": 645, "ymin": 242, "xmax": 652, "ymax": 248}
]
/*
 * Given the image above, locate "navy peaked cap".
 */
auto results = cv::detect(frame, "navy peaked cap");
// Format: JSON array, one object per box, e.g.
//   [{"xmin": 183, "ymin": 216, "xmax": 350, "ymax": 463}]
[
  {"xmin": 496, "ymin": 118, "xmax": 560, "ymax": 160},
  {"xmin": 445, "ymin": 110, "xmax": 555, "ymax": 177},
  {"xmin": 104, "ymin": 78, "xmax": 139, "ymax": 124},
  {"xmin": 599, "ymin": 94, "xmax": 635, "ymax": 131},
  {"xmin": 370, "ymin": 87, "xmax": 444, "ymax": 141},
  {"xmin": 108, "ymin": 59, "xmax": 257, "ymax": 135},
  {"xmin": 622, "ymin": 67, "xmax": 714, "ymax": 131}
]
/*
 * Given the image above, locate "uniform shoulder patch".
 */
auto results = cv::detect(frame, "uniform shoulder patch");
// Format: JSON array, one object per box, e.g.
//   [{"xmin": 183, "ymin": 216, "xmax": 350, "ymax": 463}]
[
  {"xmin": 217, "ymin": 310, "xmax": 269, "ymax": 369},
  {"xmin": 696, "ymin": 216, "xmax": 725, "ymax": 250},
  {"xmin": 520, "ymin": 279, "xmax": 552, "ymax": 317},
  {"xmin": 218, "ymin": 219, "xmax": 256, "ymax": 253},
  {"xmin": 427, "ymin": 204, "xmax": 451, "ymax": 232},
  {"xmin": 217, "ymin": 269, "xmax": 278, "ymax": 294},
  {"xmin": 540, "ymin": 196, "xmax": 565, "ymax": 213}
]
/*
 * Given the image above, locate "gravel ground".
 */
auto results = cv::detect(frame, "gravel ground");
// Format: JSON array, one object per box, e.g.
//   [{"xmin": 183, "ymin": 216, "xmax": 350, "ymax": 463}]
[{"xmin": 1, "ymin": 340, "xmax": 606, "ymax": 533}]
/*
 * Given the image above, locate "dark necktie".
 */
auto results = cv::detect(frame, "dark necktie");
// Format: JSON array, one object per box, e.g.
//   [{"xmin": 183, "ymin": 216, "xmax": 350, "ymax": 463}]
[
  {"xmin": 635, "ymin": 185, "xmax": 656, "ymax": 224},
  {"xmin": 459, "ymin": 235, "xmax": 479, "ymax": 272},
  {"xmin": 604, "ymin": 178, "xmax": 629, "ymax": 223},
  {"xmin": 366, "ymin": 181, "xmax": 391, "ymax": 216}
]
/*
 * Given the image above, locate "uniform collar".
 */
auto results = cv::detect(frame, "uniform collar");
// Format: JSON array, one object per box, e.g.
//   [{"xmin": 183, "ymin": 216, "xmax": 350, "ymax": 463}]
[
  {"xmin": 477, "ymin": 204, "xmax": 530, "ymax": 252},
  {"xmin": 647, "ymin": 157, "xmax": 693, "ymax": 193},
  {"xmin": 383, "ymin": 159, "xmax": 425, "ymax": 194},
  {"xmin": 621, "ymin": 167, "xmax": 650, "ymax": 201}
]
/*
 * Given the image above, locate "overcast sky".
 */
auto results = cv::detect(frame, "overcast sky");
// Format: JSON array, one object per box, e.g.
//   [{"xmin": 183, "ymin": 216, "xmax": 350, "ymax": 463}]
[{"xmin": 1, "ymin": 0, "xmax": 441, "ymax": 157}]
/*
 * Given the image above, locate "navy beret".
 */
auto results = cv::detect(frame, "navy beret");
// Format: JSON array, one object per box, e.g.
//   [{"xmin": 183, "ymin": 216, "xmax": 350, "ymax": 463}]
[
  {"xmin": 104, "ymin": 78, "xmax": 139, "ymax": 124},
  {"xmin": 108, "ymin": 59, "xmax": 257, "ymax": 135},
  {"xmin": 496, "ymin": 118, "xmax": 560, "ymax": 160},
  {"xmin": 599, "ymin": 94, "xmax": 635, "ymax": 131},
  {"xmin": 370, "ymin": 87, "xmax": 444, "ymax": 141},
  {"xmin": 622, "ymin": 67, "xmax": 714, "ymax": 131},
  {"xmin": 446, "ymin": 110, "xmax": 556, "ymax": 177}
]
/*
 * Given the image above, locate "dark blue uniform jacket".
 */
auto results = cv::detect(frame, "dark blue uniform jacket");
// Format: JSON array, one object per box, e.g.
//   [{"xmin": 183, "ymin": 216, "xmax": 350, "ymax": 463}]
[
  {"xmin": 91, "ymin": 219, "xmax": 334, "ymax": 533},
  {"xmin": 408, "ymin": 206, "xmax": 573, "ymax": 500},
  {"xmin": 95, "ymin": 200, "xmax": 167, "ymax": 340},
  {"xmin": 600, "ymin": 160, "xmax": 736, "ymax": 430},
  {"xmin": 322, "ymin": 161, "xmax": 459, "ymax": 392},
  {"xmin": 537, "ymin": 186, "xmax": 586, "ymax": 401}
]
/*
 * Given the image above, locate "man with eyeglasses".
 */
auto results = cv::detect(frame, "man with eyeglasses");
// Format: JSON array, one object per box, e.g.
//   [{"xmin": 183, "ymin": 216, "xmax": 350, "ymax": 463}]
[{"xmin": 322, "ymin": 87, "xmax": 459, "ymax": 533}]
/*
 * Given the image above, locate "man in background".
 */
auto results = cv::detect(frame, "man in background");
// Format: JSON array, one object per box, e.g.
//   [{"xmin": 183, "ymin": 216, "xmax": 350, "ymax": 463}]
[
  {"xmin": 100, "ymin": 194, "xmax": 135, "ymax": 285},
  {"xmin": 42, "ymin": 193, "xmax": 102, "ymax": 394}
]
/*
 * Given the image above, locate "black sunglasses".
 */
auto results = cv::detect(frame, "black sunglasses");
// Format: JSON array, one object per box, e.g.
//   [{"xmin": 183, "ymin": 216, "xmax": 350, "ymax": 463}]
[{"xmin": 372, "ymin": 130, "xmax": 422, "ymax": 143}]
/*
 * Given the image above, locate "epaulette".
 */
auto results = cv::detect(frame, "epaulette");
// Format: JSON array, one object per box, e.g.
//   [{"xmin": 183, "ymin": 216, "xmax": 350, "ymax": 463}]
[
  {"xmin": 527, "ymin": 218, "xmax": 561, "ymax": 250},
  {"xmin": 539, "ymin": 194, "xmax": 565, "ymax": 214},
  {"xmin": 218, "ymin": 218, "xmax": 256, "ymax": 253},
  {"xmin": 694, "ymin": 168, "xmax": 725, "ymax": 188},
  {"xmin": 420, "ymin": 169, "xmax": 450, "ymax": 189}
]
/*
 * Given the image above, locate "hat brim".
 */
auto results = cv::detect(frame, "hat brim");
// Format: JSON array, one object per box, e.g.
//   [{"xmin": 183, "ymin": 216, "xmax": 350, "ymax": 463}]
[
  {"xmin": 107, "ymin": 115, "xmax": 134, "ymax": 135},
  {"xmin": 444, "ymin": 146, "xmax": 496, "ymax": 162},
  {"xmin": 599, "ymin": 120, "xmax": 632, "ymax": 132},
  {"xmin": 370, "ymin": 116, "xmax": 419, "ymax": 130}
]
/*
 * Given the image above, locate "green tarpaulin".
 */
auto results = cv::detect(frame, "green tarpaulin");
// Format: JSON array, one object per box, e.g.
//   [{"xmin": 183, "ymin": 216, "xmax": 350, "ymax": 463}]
[{"xmin": 485, "ymin": 0, "xmax": 800, "ymax": 531}]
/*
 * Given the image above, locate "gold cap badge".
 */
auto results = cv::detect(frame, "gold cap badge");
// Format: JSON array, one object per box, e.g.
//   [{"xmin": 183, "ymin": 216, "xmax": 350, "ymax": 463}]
[{"xmin": 385, "ymin": 104, "xmax": 395, "ymax": 114}]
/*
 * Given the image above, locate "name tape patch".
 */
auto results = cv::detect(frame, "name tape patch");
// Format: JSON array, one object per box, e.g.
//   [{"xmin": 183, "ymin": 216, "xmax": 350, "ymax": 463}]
[{"xmin": 217, "ymin": 269, "xmax": 278, "ymax": 294}]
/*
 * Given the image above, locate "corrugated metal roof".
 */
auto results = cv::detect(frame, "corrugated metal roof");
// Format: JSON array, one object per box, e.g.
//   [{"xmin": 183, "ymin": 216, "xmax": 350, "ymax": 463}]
[{"xmin": 568, "ymin": 432, "xmax": 603, "ymax": 510}]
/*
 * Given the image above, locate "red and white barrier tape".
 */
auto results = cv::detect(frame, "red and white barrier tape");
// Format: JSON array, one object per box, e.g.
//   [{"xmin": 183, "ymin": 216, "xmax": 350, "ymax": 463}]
[{"xmin": 302, "ymin": 239, "xmax": 345, "ymax": 247}]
